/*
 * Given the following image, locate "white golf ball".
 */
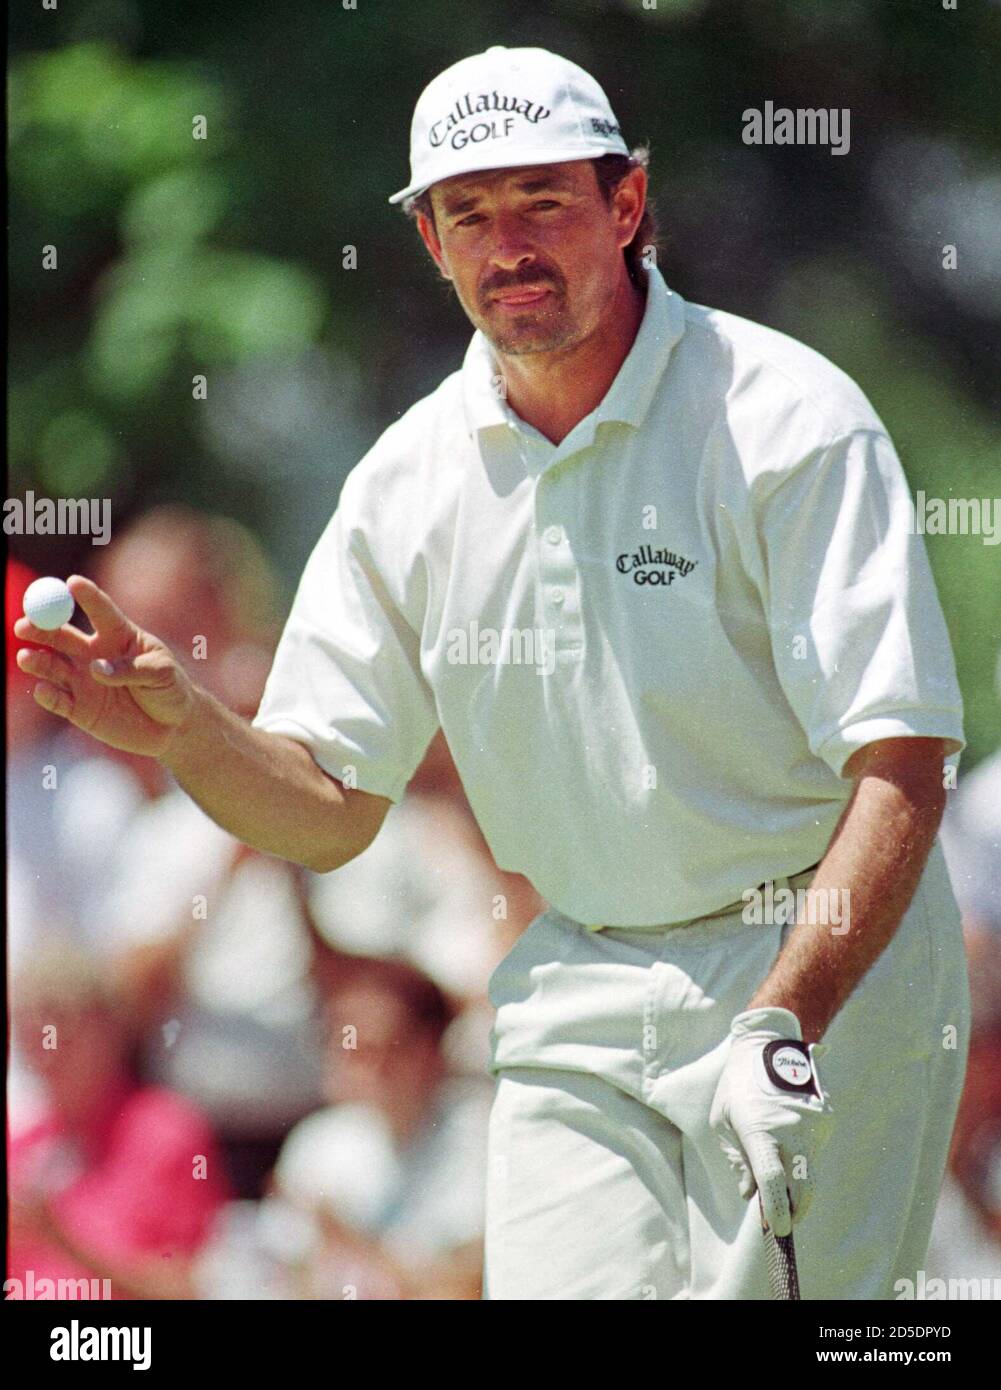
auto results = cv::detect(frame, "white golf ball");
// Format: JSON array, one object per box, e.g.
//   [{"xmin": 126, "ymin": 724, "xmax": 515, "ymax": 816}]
[{"xmin": 23, "ymin": 576, "xmax": 75, "ymax": 631}]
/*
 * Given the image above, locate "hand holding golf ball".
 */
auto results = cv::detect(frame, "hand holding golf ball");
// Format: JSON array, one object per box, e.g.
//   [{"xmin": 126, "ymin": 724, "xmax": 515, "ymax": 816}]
[{"xmin": 14, "ymin": 574, "xmax": 197, "ymax": 758}]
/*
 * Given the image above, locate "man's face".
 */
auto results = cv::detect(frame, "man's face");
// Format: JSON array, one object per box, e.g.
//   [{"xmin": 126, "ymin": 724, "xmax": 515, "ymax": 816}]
[{"xmin": 418, "ymin": 159, "xmax": 645, "ymax": 357}]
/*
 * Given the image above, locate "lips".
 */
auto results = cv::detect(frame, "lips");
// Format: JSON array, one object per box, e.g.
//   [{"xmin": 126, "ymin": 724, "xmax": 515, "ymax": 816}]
[{"xmin": 491, "ymin": 287, "xmax": 552, "ymax": 308}]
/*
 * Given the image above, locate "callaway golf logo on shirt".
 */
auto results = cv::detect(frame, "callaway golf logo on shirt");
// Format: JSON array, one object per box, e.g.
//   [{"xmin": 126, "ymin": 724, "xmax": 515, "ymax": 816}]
[{"xmin": 616, "ymin": 545, "xmax": 699, "ymax": 587}]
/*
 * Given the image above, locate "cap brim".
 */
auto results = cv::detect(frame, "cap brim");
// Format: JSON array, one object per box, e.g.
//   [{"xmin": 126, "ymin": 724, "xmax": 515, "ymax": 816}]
[{"xmin": 387, "ymin": 141, "xmax": 629, "ymax": 205}]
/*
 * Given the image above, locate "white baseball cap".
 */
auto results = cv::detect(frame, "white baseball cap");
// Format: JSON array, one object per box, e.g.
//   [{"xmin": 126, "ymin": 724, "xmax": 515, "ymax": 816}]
[{"xmin": 388, "ymin": 45, "xmax": 630, "ymax": 206}]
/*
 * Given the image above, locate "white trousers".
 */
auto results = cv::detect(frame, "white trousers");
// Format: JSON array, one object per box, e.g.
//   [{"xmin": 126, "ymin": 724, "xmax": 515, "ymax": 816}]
[{"xmin": 483, "ymin": 840, "xmax": 970, "ymax": 1300}]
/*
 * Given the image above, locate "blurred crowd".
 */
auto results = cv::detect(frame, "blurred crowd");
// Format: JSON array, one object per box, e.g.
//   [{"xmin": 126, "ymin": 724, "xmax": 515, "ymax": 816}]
[
  {"xmin": 6, "ymin": 513, "xmax": 1000, "ymax": 1299},
  {"xmin": 6, "ymin": 511, "xmax": 541, "ymax": 1300}
]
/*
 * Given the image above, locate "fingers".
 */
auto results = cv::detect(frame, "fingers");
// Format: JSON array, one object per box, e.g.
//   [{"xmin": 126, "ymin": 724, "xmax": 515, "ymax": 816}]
[
  {"xmin": 788, "ymin": 1169, "xmax": 816, "ymax": 1228},
  {"xmin": 722, "ymin": 1127, "xmax": 825, "ymax": 1234},
  {"xmin": 65, "ymin": 574, "xmax": 134, "ymax": 641},
  {"xmin": 719, "ymin": 1138, "xmax": 755, "ymax": 1200},
  {"xmin": 17, "ymin": 647, "xmax": 81, "ymax": 723},
  {"xmin": 737, "ymin": 1166, "xmax": 756, "ymax": 1202},
  {"xmin": 722, "ymin": 1136, "xmax": 768, "ymax": 1205},
  {"xmin": 33, "ymin": 680, "xmax": 76, "ymax": 720},
  {"xmin": 13, "ymin": 615, "xmax": 93, "ymax": 662},
  {"xmin": 17, "ymin": 638, "xmax": 177, "ymax": 697},
  {"xmin": 16, "ymin": 645, "xmax": 79, "ymax": 692},
  {"xmin": 786, "ymin": 1140, "xmax": 824, "ymax": 1227}
]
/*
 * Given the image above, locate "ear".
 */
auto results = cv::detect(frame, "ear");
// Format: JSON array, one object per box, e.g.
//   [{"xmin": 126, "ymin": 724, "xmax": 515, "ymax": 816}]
[
  {"xmin": 612, "ymin": 164, "xmax": 648, "ymax": 251},
  {"xmin": 416, "ymin": 210, "xmax": 453, "ymax": 281}
]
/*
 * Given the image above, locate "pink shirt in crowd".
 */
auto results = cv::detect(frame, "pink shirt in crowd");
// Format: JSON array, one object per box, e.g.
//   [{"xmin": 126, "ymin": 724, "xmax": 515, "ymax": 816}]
[{"xmin": 7, "ymin": 1082, "xmax": 229, "ymax": 1298}]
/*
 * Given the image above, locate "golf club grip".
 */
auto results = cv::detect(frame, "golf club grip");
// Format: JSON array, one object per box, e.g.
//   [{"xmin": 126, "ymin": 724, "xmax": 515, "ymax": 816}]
[{"xmin": 760, "ymin": 1195, "xmax": 800, "ymax": 1299}]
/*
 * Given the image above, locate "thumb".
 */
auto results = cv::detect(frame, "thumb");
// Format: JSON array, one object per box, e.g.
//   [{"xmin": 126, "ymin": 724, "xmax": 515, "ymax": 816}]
[
  {"xmin": 746, "ymin": 1132, "xmax": 792, "ymax": 1238},
  {"xmin": 90, "ymin": 651, "xmax": 175, "ymax": 689}
]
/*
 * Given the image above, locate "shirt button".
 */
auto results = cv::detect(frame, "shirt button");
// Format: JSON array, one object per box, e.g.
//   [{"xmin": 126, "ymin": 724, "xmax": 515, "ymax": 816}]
[
  {"xmin": 551, "ymin": 588, "xmax": 565, "ymax": 605},
  {"xmin": 544, "ymin": 526, "xmax": 562, "ymax": 545}
]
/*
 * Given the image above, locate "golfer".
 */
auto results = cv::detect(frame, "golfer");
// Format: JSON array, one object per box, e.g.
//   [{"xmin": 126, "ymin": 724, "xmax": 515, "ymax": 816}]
[{"xmin": 15, "ymin": 46, "xmax": 970, "ymax": 1300}]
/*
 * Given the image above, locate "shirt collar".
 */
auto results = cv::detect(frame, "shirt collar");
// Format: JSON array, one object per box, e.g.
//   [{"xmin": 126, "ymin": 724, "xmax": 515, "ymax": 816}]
[{"xmin": 460, "ymin": 263, "xmax": 686, "ymax": 456}]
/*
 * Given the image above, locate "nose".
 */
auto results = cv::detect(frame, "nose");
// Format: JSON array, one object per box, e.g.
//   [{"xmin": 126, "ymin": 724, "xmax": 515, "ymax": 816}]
[{"xmin": 487, "ymin": 209, "xmax": 537, "ymax": 271}]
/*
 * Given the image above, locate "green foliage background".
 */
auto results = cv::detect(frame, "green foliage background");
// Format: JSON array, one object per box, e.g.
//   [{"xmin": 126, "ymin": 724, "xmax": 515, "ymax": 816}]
[{"xmin": 9, "ymin": 0, "xmax": 1001, "ymax": 765}]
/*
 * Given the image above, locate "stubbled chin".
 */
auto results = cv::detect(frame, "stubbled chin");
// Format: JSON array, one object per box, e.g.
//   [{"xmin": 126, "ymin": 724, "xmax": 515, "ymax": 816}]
[
  {"xmin": 484, "ymin": 318, "xmax": 583, "ymax": 356},
  {"xmin": 477, "ymin": 301, "xmax": 570, "ymax": 351}
]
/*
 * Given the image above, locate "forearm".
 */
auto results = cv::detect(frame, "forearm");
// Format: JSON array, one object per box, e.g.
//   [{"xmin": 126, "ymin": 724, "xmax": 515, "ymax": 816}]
[
  {"xmin": 747, "ymin": 762, "xmax": 946, "ymax": 1044},
  {"xmin": 159, "ymin": 683, "xmax": 386, "ymax": 873}
]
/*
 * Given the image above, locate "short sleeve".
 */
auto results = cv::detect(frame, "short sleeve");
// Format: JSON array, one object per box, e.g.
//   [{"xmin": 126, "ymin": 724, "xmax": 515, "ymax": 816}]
[
  {"xmin": 747, "ymin": 428, "xmax": 965, "ymax": 778},
  {"xmin": 252, "ymin": 474, "xmax": 439, "ymax": 802}
]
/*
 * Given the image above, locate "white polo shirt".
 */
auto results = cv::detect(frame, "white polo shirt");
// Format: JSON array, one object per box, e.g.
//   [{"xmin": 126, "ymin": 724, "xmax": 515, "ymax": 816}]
[{"xmin": 252, "ymin": 264, "xmax": 965, "ymax": 927}]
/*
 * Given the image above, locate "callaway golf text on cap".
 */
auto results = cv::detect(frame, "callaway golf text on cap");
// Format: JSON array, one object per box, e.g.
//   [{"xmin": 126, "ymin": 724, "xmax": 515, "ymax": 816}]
[{"xmin": 388, "ymin": 45, "xmax": 630, "ymax": 205}]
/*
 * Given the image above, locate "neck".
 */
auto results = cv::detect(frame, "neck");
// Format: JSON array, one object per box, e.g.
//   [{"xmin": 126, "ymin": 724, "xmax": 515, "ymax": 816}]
[{"xmin": 497, "ymin": 270, "xmax": 646, "ymax": 445}]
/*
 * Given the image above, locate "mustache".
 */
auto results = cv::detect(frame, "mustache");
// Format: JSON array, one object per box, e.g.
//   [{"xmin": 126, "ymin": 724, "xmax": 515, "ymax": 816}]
[{"xmin": 479, "ymin": 268, "xmax": 565, "ymax": 302}]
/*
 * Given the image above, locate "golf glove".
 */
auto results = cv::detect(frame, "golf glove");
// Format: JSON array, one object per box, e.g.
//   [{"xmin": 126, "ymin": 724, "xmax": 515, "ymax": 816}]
[{"xmin": 709, "ymin": 1006, "xmax": 834, "ymax": 1238}]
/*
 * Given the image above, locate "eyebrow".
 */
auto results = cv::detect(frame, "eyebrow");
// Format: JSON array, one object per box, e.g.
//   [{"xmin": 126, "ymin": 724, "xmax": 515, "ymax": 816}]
[{"xmin": 440, "ymin": 173, "xmax": 574, "ymax": 216}]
